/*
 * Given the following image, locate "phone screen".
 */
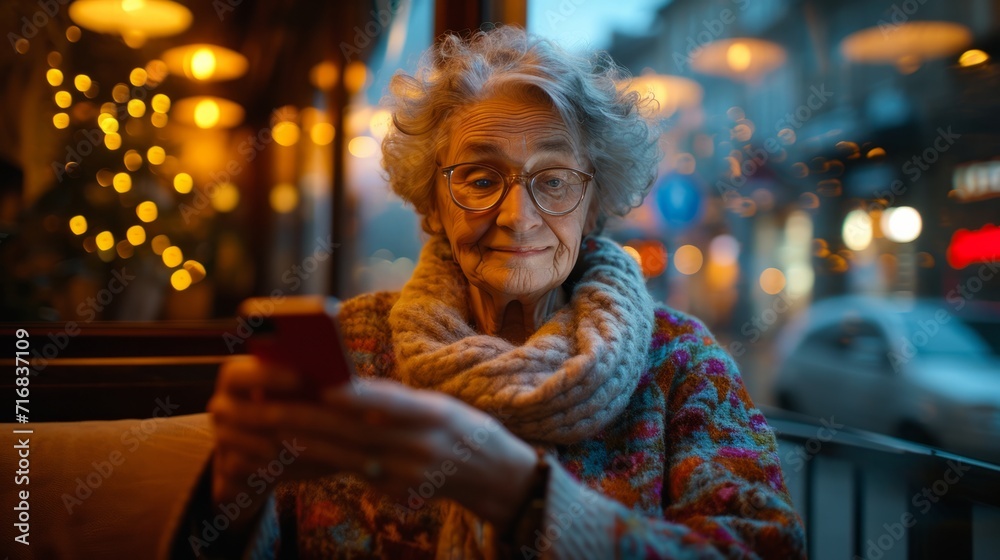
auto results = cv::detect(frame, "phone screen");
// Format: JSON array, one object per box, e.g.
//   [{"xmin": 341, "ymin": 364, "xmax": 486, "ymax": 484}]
[{"xmin": 238, "ymin": 296, "xmax": 355, "ymax": 392}]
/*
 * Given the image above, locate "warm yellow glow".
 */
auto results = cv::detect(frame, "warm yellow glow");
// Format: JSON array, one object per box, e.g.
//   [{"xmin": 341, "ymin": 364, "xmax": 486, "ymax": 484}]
[
  {"xmin": 272, "ymin": 122, "xmax": 300, "ymax": 147},
  {"xmin": 151, "ymin": 93, "xmax": 171, "ymax": 113},
  {"xmin": 193, "ymin": 99, "xmax": 220, "ymax": 128},
  {"xmin": 674, "ymin": 245, "xmax": 704, "ymax": 275},
  {"xmin": 69, "ymin": 215, "xmax": 88, "ymax": 235},
  {"xmin": 115, "ymin": 240, "xmax": 134, "ymax": 259},
  {"xmin": 348, "ymin": 136, "xmax": 379, "ymax": 158},
  {"xmin": 95, "ymin": 231, "xmax": 115, "ymax": 251},
  {"xmin": 145, "ymin": 59, "xmax": 168, "ymax": 84},
  {"xmin": 98, "ymin": 113, "xmax": 119, "ymax": 133},
  {"xmin": 690, "ymin": 38, "xmax": 786, "ymax": 81},
  {"xmin": 211, "ymin": 182, "xmax": 239, "ymax": 212},
  {"xmin": 129, "ymin": 67, "xmax": 147, "ymax": 86},
  {"xmin": 369, "ymin": 109, "xmax": 392, "ymax": 138},
  {"xmin": 310, "ymin": 122, "xmax": 335, "ymax": 145},
  {"xmin": 151, "ymin": 112, "xmax": 168, "ymax": 128},
  {"xmin": 162, "ymin": 245, "xmax": 183, "ymax": 267},
  {"xmin": 66, "ymin": 26, "xmax": 82, "ymax": 42},
  {"xmin": 151, "ymin": 234, "xmax": 170, "ymax": 255},
  {"xmin": 74, "ymin": 74, "xmax": 91, "ymax": 92},
  {"xmin": 68, "ymin": 0, "xmax": 192, "ymax": 39},
  {"xmin": 112, "ymin": 83, "xmax": 129, "ymax": 103},
  {"xmin": 310, "ymin": 60, "xmax": 338, "ymax": 90},
  {"xmin": 345, "ymin": 62, "xmax": 368, "ymax": 93},
  {"xmin": 759, "ymin": 268, "xmax": 786, "ymax": 295},
  {"xmin": 127, "ymin": 99, "xmax": 146, "ymax": 118},
  {"xmin": 173, "ymin": 172, "xmax": 193, "ymax": 193},
  {"xmin": 47, "ymin": 69, "xmax": 64, "ymax": 86},
  {"xmin": 727, "ymin": 42, "xmax": 752, "ymax": 72},
  {"xmin": 183, "ymin": 260, "xmax": 206, "ymax": 282},
  {"xmin": 842, "ymin": 209, "xmax": 873, "ymax": 251},
  {"xmin": 55, "ymin": 91, "xmax": 72, "ymax": 108},
  {"xmin": 53, "ymin": 113, "xmax": 70, "ymax": 129},
  {"xmin": 48, "ymin": 51, "xmax": 62, "ymax": 67},
  {"xmin": 113, "ymin": 172, "xmax": 132, "ymax": 193},
  {"xmin": 841, "ymin": 22, "xmax": 972, "ymax": 65},
  {"xmin": 104, "ymin": 133, "xmax": 122, "ymax": 150},
  {"xmin": 126, "ymin": 225, "xmax": 146, "ymax": 245},
  {"xmin": 867, "ymin": 147, "xmax": 886, "ymax": 159},
  {"xmin": 170, "ymin": 268, "xmax": 192, "ymax": 290},
  {"xmin": 123, "ymin": 150, "xmax": 142, "ymax": 171},
  {"xmin": 882, "ymin": 206, "xmax": 922, "ymax": 243},
  {"xmin": 959, "ymin": 49, "xmax": 989, "ymax": 67},
  {"xmin": 95, "ymin": 169, "xmax": 113, "ymax": 187},
  {"xmin": 147, "ymin": 146, "xmax": 165, "ymax": 165},
  {"xmin": 190, "ymin": 48, "xmax": 216, "ymax": 80},
  {"xmin": 270, "ymin": 183, "xmax": 299, "ymax": 213},
  {"xmin": 162, "ymin": 43, "xmax": 248, "ymax": 82},
  {"xmin": 622, "ymin": 245, "xmax": 642, "ymax": 268},
  {"xmin": 622, "ymin": 74, "xmax": 703, "ymax": 119},
  {"xmin": 136, "ymin": 201, "xmax": 158, "ymax": 222}
]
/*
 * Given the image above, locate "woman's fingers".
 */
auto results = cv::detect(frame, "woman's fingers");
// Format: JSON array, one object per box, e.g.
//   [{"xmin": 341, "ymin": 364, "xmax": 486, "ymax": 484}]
[{"xmin": 324, "ymin": 378, "xmax": 453, "ymax": 429}]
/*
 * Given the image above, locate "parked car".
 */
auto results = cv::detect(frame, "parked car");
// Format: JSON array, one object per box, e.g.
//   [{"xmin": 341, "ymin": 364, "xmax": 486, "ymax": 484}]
[{"xmin": 774, "ymin": 296, "xmax": 1000, "ymax": 464}]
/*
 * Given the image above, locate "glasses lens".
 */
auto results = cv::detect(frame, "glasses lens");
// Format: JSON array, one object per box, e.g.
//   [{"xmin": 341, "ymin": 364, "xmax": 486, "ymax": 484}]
[
  {"xmin": 530, "ymin": 169, "xmax": 585, "ymax": 213},
  {"xmin": 449, "ymin": 164, "xmax": 504, "ymax": 210}
]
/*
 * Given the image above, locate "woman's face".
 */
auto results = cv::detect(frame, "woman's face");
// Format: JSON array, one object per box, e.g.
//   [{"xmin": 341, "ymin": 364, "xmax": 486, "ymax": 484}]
[{"xmin": 431, "ymin": 95, "xmax": 596, "ymax": 302}]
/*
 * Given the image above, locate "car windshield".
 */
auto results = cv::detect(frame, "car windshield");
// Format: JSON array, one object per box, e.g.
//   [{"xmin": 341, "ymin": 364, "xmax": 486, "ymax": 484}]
[{"xmin": 900, "ymin": 308, "xmax": 992, "ymax": 356}]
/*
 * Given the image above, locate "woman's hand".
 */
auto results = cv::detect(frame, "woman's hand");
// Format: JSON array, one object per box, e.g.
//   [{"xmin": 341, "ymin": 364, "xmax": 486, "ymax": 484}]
[{"xmin": 208, "ymin": 355, "xmax": 541, "ymax": 532}]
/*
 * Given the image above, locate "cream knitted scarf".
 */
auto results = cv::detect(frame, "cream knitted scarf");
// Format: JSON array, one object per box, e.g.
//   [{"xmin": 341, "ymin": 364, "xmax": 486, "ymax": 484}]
[
  {"xmin": 389, "ymin": 234, "xmax": 655, "ymax": 445},
  {"xmin": 389, "ymin": 234, "xmax": 655, "ymax": 559}
]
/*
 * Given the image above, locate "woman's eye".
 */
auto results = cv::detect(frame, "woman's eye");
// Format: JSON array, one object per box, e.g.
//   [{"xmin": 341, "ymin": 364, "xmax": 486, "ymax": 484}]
[
  {"xmin": 472, "ymin": 178, "xmax": 497, "ymax": 188},
  {"xmin": 544, "ymin": 178, "xmax": 564, "ymax": 189}
]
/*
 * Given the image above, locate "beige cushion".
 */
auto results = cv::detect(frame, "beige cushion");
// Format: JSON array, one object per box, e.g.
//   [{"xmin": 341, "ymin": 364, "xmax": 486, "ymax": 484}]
[{"xmin": 0, "ymin": 413, "xmax": 213, "ymax": 559}]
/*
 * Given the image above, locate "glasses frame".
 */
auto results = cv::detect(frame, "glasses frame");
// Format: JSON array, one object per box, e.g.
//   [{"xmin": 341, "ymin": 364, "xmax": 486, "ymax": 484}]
[{"xmin": 440, "ymin": 162, "xmax": 594, "ymax": 216}]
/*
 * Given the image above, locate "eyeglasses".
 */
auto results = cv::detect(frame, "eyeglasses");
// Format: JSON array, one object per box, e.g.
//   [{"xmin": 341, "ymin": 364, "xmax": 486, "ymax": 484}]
[{"xmin": 440, "ymin": 163, "xmax": 594, "ymax": 216}]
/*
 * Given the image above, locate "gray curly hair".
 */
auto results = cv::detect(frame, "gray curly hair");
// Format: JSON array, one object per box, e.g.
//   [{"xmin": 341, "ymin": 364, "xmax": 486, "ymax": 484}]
[{"xmin": 380, "ymin": 26, "xmax": 661, "ymax": 234}]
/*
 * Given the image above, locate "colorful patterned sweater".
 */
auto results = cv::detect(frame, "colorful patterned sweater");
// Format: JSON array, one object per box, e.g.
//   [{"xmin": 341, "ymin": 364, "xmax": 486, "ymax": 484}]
[{"xmin": 186, "ymin": 290, "xmax": 807, "ymax": 560}]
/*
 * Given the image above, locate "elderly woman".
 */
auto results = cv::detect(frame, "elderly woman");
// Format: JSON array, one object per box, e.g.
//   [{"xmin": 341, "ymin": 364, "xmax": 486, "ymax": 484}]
[{"xmin": 170, "ymin": 27, "xmax": 805, "ymax": 559}]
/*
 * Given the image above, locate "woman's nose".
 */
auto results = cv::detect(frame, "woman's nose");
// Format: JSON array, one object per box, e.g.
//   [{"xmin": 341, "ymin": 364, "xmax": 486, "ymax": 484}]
[{"xmin": 496, "ymin": 179, "xmax": 543, "ymax": 231}]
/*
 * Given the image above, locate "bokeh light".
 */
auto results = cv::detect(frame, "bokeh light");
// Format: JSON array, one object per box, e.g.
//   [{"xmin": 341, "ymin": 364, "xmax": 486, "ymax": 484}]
[
  {"xmin": 673, "ymin": 245, "xmax": 704, "ymax": 275},
  {"xmin": 136, "ymin": 201, "xmax": 158, "ymax": 222},
  {"xmin": 69, "ymin": 215, "xmax": 88, "ymax": 235}
]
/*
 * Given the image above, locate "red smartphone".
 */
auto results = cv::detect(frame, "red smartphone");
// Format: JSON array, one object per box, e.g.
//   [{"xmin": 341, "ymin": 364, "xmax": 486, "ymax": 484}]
[{"xmin": 238, "ymin": 295, "xmax": 355, "ymax": 393}]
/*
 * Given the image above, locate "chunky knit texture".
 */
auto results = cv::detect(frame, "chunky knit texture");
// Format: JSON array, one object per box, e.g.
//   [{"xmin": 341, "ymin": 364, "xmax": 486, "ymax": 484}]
[
  {"xmin": 225, "ymin": 238, "xmax": 806, "ymax": 559},
  {"xmin": 390, "ymin": 234, "xmax": 655, "ymax": 445}
]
